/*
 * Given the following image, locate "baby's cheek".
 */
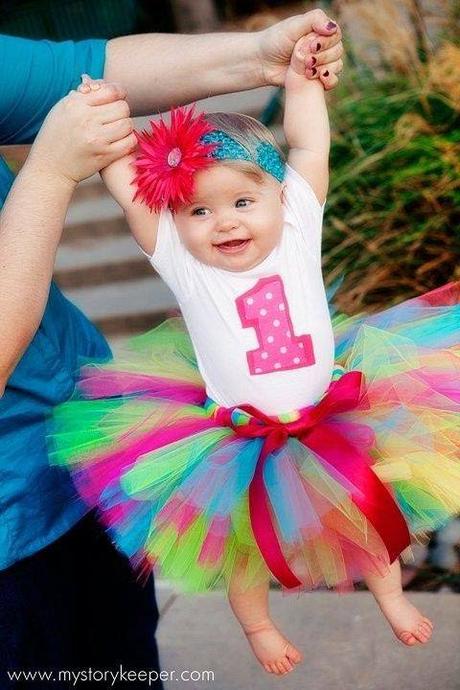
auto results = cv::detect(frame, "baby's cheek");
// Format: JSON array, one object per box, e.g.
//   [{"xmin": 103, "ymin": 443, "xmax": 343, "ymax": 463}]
[
  {"xmin": 259, "ymin": 219, "xmax": 283, "ymax": 250},
  {"xmin": 182, "ymin": 231, "xmax": 211, "ymax": 262}
]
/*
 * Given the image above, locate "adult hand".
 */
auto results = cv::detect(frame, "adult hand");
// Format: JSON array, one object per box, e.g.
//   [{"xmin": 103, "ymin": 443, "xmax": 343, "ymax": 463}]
[
  {"xmin": 28, "ymin": 80, "xmax": 137, "ymax": 186},
  {"xmin": 291, "ymin": 32, "xmax": 344, "ymax": 91},
  {"xmin": 258, "ymin": 8, "xmax": 343, "ymax": 91}
]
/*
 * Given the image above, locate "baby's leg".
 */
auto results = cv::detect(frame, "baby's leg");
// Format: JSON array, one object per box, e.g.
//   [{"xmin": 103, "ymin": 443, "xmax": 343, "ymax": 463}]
[
  {"xmin": 363, "ymin": 559, "xmax": 433, "ymax": 645},
  {"xmin": 228, "ymin": 574, "xmax": 303, "ymax": 675}
]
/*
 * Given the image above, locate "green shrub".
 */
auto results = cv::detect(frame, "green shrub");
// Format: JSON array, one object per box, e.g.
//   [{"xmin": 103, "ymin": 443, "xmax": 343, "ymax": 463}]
[{"xmin": 322, "ymin": 0, "xmax": 460, "ymax": 312}]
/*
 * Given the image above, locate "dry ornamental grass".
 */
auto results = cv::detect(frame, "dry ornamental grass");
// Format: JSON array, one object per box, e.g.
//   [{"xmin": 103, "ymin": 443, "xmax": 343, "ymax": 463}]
[{"xmin": 321, "ymin": 0, "xmax": 460, "ymax": 313}]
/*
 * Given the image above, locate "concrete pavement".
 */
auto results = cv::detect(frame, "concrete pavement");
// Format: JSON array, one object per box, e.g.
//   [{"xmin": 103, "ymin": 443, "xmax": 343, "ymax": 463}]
[{"xmin": 154, "ymin": 588, "xmax": 460, "ymax": 690}]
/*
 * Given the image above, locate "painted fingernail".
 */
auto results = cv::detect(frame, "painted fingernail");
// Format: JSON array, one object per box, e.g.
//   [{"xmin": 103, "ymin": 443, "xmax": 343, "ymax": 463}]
[
  {"xmin": 312, "ymin": 67, "xmax": 317, "ymax": 76},
  {"xmin": 316, "ymin": 42, "xmax": 321, "ymax": 52},
  {"xmin": 326, "ymin": 21, "xmax": 337, "ymax": 30},
  {"xmin": 308, "ymin": 56, "xmax": 317, "ymax": 68},
  {"xmin": 323, "ymin": 70, "xmax": 330, "ymax": 77}
]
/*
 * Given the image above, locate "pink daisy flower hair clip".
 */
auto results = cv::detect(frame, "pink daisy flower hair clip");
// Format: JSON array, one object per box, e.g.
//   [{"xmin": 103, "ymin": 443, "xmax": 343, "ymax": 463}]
[{"xmin": 132, "ymin": 105, "xmax": 217, "ymax": 213}]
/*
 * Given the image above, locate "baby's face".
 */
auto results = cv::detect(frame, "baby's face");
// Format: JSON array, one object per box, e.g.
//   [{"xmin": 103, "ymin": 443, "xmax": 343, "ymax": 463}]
[{"xmin": 174, "ymin": 164, "xmax": 284, "ymax": 272}]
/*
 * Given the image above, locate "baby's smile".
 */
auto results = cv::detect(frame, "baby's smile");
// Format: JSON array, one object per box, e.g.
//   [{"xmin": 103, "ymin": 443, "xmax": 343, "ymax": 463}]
[
  {"xmin": 213, "ymin": 238, "xmax": 252, "ymax": 254},
  {"xmin": 174, "ymin": 164, "xmax": 284, "ymax": 272}
]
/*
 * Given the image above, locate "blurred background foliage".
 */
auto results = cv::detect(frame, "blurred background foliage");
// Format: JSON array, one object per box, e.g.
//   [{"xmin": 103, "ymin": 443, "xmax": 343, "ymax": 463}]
[{"xmin": 321, "ymin": 0, "xmax": 460, "ymax": 314}]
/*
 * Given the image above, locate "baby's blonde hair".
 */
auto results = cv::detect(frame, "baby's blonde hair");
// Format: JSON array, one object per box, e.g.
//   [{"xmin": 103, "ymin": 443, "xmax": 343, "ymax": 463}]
[{"xmin": 203, "ymin": 112, "xmax": 285, "ymax": 183}]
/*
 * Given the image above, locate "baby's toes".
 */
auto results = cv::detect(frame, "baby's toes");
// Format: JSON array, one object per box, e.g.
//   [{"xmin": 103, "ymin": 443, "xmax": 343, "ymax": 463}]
[
  {"xmin": 399, "ymin": 631, "xmax": 418, "ymax": 646},
  {"xmin": 415, "ymin": 622, "xmax": 433, "ymax": 643},
  {"xmin": 269, "ymin": 662, "xmax": 281, "ymax": 675},
  {"xmin": 275, "ymin": 661, "xmax": 287, "ymax": 675},
  {"xmin": 264, "ymin": 663, "xmax": 273, "ymax": 674},
  {"xmin": 286, "ymin": 644, "xmax": 303, "ymax": 664},
  {"xmin": 279, "ymin": 659, "xmax": 294, "ymax": 674}
]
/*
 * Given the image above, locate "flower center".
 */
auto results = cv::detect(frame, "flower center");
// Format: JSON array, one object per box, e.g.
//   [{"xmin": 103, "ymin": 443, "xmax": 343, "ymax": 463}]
[{"xmin": 167, "ymin": 147, "xmax": 182, "ymax": 167}]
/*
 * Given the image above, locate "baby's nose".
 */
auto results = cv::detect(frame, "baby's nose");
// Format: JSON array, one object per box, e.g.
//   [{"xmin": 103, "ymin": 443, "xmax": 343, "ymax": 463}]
[{"xmin": 217, "ymin": 213, "xmax": 239, "ymax": 232}]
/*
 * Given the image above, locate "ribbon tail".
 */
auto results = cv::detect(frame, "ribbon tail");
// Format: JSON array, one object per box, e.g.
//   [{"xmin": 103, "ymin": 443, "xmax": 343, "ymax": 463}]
[
  {"xmin": 249, "ymin": 444, "xmax": 302, "ymax": 589},
  {"xmin": 304, "ymin": 423, "xmax": 411, "ymax": 563}
]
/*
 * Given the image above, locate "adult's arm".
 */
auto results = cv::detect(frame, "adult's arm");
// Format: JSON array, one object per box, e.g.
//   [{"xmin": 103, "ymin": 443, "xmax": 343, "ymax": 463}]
[
  {"xmin": 0, "ymin": 34, "xmax": 121, "ymax": 393},
  {"xmin": 103, "ymin": 9, "xmax": 343, "ymax": 114},
  {"xmin": 0, "ymin": 85, "xmax": 133, "ymax": 395},
  {"xmin": 0, "ymin": 164, "xmax": 76, "ymax": 395}
]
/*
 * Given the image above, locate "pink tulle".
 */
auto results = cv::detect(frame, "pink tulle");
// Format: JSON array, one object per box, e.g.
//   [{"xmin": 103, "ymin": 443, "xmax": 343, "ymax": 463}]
[{"xmin": 79, "ymin": 368, "xmax": 205, "ymax": 404}]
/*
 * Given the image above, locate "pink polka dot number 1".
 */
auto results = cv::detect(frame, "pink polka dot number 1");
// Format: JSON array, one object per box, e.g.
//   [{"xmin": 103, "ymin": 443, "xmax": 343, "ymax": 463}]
[{"xmin": 235, "ymin": 275, "xmax": 315, "ymax": 375}]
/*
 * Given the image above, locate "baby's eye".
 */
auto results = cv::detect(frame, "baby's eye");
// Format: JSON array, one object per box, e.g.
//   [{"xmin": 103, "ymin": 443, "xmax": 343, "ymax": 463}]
[
  {"xmin": 191, "ymin": 207, "xmax": 210, "ymax": 216},
  {"xmin": 235, "ymin": 198, "xmax": 252, "ymax": 208}
]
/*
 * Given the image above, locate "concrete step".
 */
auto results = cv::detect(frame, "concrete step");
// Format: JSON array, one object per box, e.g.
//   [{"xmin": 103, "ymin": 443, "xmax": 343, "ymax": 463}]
[
  {"xmin": 65, "ymin": 194, "xmax": 122, "ymax": 229},
  {"xmin": 64, "ymin": 276, "xmax": 178, "ymax": 336},
  {"xmin": 157, "ymin": 590, "xmax": 460, "ymax": 690},
  {"xmin": 72, "ymin": 177, "xmax": 106, "ymax": 204},
  {"xmin": 55, "ymin": 234, "xmax": 155, "ymax": 288},
  {"xmin": 64, "ymin": 276, "xmax": 177, "ymax": 318},
  {"xmin": 97, "ymin": 310, "xmax": 175, "ymax": 338},
  {"xmin": 55, "ymin": 257, "xmax": 153, "ymax": 289},
  {"xmin": 56, "ymin": 234, "xmax": 141, "ymax": 269},
  {"xmin": 63, "ymin": 215, "xmax": 128, "ymax": 243}
]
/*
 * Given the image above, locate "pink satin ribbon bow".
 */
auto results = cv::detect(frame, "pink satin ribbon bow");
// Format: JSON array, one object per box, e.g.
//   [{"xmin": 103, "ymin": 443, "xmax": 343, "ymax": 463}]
[{"xmin": 215, "ymin": 371, "xmax": 411, "ymax": 588}]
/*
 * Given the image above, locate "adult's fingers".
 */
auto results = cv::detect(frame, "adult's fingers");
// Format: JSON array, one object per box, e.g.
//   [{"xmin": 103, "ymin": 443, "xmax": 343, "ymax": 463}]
[
  {"xmin": 319, "ymin": 67, "xmax": 340, "ymax": 91},
  {"xmin": 306, "ymin": 56, "xmax": 343, "ymax": 78},
  {"xmin": 306, "ymin": 24, "xmax": 342, "ymax": 55},
  {"xmin": 290, "ymin": 8, "xmax": 339, "ymax": 39},
  {"xmin": 102, "ymin": 118, "xmax": 134, "ymax": 144},
  {"xmin": 106, "ymin": 132, "xmax": 138, "ymax": 160},
  {"xmin": 307, "ymin": 42, "xmax": 343, "ymax": 69},
  {"xmin": 94, "ymin": 99, "xmax": 131, "ymax": 124}
]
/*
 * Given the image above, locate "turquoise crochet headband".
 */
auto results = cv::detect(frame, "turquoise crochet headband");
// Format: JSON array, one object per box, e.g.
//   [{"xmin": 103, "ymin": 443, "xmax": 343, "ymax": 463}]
[
  {"xmin": 202, "ymin": 130, "xmax": 286, "ymax": 183},
  {"xmin": 133, "ymin": 106, "xmax": 286, "ymax": 212}
]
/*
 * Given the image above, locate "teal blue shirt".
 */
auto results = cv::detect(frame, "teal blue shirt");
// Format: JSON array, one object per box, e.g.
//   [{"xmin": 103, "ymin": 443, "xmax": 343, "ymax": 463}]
[{"xmin": 0, "ymin": 35, "xmax": 111, "ymax": 569}]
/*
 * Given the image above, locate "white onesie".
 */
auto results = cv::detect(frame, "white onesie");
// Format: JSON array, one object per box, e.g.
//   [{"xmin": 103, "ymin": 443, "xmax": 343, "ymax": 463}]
[{"xmin": 148, "ymin": 164, "xmax": 335, "ymax": 416}]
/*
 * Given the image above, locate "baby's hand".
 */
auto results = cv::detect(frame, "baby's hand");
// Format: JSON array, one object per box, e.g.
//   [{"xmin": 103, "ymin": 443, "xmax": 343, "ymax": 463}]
[
  {"xmin": 28, "ymin": 76, "xmax": 136, "ymax": 186},
  {"xmin": 289, "ymin": 32, "xmax": 343, "ymax": 90}
]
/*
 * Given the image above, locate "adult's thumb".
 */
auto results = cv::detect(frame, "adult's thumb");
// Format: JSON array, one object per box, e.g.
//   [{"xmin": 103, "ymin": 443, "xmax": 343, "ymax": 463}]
[{"xmin": 294, "ymin": 9, "xmax": 338, "ymax": 37}]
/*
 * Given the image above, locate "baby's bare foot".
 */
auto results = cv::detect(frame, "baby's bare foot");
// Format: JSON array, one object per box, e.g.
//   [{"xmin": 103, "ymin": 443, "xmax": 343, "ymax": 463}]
[
  {"xmin": 243, "ymin": 620, "xmax": 303, "ymax": 675},
  {"xmin": 376, "ymin": 592, "xmax": 434, "ymax": 646}
]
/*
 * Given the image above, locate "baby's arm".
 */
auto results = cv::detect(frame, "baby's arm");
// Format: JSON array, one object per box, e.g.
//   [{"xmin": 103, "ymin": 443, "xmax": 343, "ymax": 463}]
[
  {"xmin": 78, "ymin": 77, "xmax": 159, "ymax": 256},
  {"xmin": 284, "ymin": 37, "xmax": 330, "ymax": 205},
  {"xmin": 101, "ymin": 155, "xmax": 159, "ymax": 256}
]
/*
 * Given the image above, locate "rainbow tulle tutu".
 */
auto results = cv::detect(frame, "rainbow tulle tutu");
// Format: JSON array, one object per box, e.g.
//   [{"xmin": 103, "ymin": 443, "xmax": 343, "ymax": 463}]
[{"xmin": 48, "ymin": 283, "xmax": 460, "ymax": 592}]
